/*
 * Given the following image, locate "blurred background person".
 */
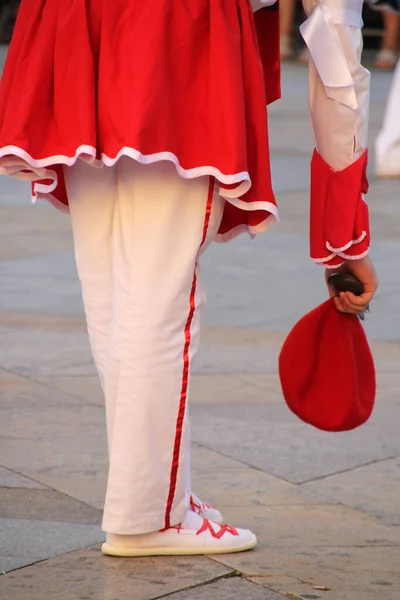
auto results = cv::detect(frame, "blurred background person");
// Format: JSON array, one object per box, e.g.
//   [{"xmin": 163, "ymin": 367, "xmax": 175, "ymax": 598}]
[
  {"xmin": 279, "ymin": 0, "xmax": 297, "ymax": 59},
  {"xmin": 3, "ymin": 1, "xmax": 396, "ymax": 69},
  {"xmin": 375, "ymin": 56, "xmax": 400, "ymax": 176},
  {"xmin": 280, "ymin": 0, "xmax": 399, "ymax": 67},
  {"xmin": 374, "ymin": 8, "xmax": 400, "ymax": 68},
  {"xmin": 0, "ymin": 0, "xmax": 19, "ymax": 45},
  {"xmin": 280, "ymin": 0, "xmax": 309, "ymax": 62},
  {"xmin": 368, "ymin": 0, "xmax": 400, "ymax": 175}
]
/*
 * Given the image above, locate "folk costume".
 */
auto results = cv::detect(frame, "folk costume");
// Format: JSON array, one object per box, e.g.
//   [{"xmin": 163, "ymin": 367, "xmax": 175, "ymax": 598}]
[{"xmin": 0, "ymin": 0, "xmax": 371, "ymax": 555}]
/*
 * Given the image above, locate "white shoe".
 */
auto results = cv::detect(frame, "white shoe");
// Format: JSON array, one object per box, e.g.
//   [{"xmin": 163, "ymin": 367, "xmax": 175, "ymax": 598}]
[
  {"xmin": 102, "ymin": 512, "xmax": 257, "ymax": 557},
  {"xmin": 189, "ymin": 493, "xmax": 223, "ymax": 524}
]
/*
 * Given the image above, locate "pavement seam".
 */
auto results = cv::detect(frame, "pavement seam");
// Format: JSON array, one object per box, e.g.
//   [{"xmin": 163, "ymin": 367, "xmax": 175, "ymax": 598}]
[
  {"xmin": 194, "ymin": 441, "xmax": 400, "ymax": 488},
  {"xmin": 0, "ymin": 487, "xmax": 103, "ymax": 520},
  {"xmin": 29, "ymin": 377, "xmax": 105, "ymax": 407},
  {"xmin": 243, "ymin": 576, "xmax": 292, "ymax": 599},
  {"xmin": 148, "ymin": 570, "xmax": 244, "ymax": 600},
  {"xmin": 192, "ymin": 441, "xmax": 295, "ymax": 484},
  {"xmin": 0, "ymin": 364, "xmax": 104, "ymax": 408},
  {"xmin": 0, "ymin": 542, "xmax": 103, "ymax": 576},
  {"xmin": 0, "ymin": 464, "xmax": 52, "ymax": 489},
  {"xmin": 0, "ymin": 471, "xmax": 105, "ymax": 512},
  {"xmin": 298, "ymin": 454, "xmax": 400, "ymax": 484}
]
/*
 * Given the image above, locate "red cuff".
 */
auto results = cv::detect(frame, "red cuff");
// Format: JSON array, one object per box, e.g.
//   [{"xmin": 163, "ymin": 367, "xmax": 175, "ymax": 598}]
[{"xmin": 310, "ymin": 149, "xmax": 370, "ymax": 268}]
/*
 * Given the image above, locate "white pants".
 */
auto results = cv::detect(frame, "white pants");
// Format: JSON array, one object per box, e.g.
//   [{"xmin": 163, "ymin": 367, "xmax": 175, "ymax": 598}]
[
  {"xmin": 375, "ymin": 57, "xmax": 400, "ymax": 177},
  {"xmin": 64, "ymin": 158, "xmax": 224, "ymax": 534}
]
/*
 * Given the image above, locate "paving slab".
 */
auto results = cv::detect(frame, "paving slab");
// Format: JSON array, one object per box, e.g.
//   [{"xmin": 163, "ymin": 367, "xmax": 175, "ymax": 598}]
[
  {"xmin": 0, "ymin": 488, "xmax": 102, "ymax": 523},
  {"xmin": 368, "ymin": 182, "xmax": 400, "ymax": 242},
  {"xmin": 192, "ymin": 328, "xmax": 285, "ymax": 374},
  {"xmin": 0, "ymin": 519, "xmax": 104, "ymax": 573},
  {"xmin": 269, "ymin": 190, "xmax": 310, "ymax": 236},
  {"xmin": 0, "ymin": 271, "xmax": 83, "ymax": 315},
  {"xmin": 0, "ymin": 202, "xmax": 70, "ymax": 233},
  {"xmin": 0, "ymin": 175, "xmax": 31, "ymax": 206},
  {"xmin": 0, "ymin": 311, "xmax": 85, "ymax": 332},
  {"xmin": 212, "ymin": 547, "xmax": 400, "ymax": 599},
  {"xmin": 0, "ymin": 251, "xmax": 78, "ymax": 279},
  {"xmin": 191, "ymin": 399, "xmax": 400, "ymax": 483},
  {"xmin": 200, "ymin": 231, "xmax": 325, "ymax": 332},
  {"xmin": 193, "ymin": 467, "xmax": 315, "ymax": 509},
  {"xmin": 0, "ymin": 324, "xmax": 282, "ymax": 377},
  {"xmin": 0, "ymin": 367, "xmax": 88, "ymax": 408},
  {"xmin": 0, "ymin": 399, "xmax": 108, "ymax": 508},
  {"xmin": 167, "ymin": 577, "xmax": 286, "ymax": 599},
  {"xmin": 0, "ymin": 329, "xmax": 95, "ymax": 377},
  {"xmin": 0, "ymin": 545, "xmax": 233, "ymax": 600},
  {"xmin": 267, "ymin": 63, "xmax": 309, "ymax": 117},
  {"xmin": 0, "ymin": 230, "xmax": 73, "ymax": 261},
  {"xmin": 206, "ymin": 504, "xmax": 400, "ymax": 549},
  {"xmin": 192, "ymin": 373, "xmax": 283, "ymax": 404},
  {"xmin": 194, "ymin": 444, "xmax": 316, "ymax": 507},
  {"xmin": 0, "ymin": 376, "xmax": 108, "ymax": 506},
  {"xmin": 0, "ymin": 466, "xmax": 48, "ymax": 490},
  {"xmin": 377, "ymin": 373, "xmax": 400, "ymax": 401},
  {"xmin": 33, "ymin": 372, "xmax": 284, "ymax": 408},
  {"xmin": 33, "ymin": 375, "xmax": 104, "ymax": 406},
  {"xmin": 370, "ymin": 339, "xmax": 400, "ymax": 372},
  {"xmin": 191, "ymin": 444, "xmax": 249, "ymax": 472},
  {"xmin": 299, "ymin": 456, "xmax": 400, "ymax": 526},
  {"xmin": 270, "ymin": 153, "xmax": 311, "ymax": 193},
  {"xmin": 268, "ymin": 115, "xmax": 314, "ymax": 156},
  {"xmin": 285, "ymin": 594, "xmax": 400, "ymax": 600},
  {"xmin": 240, "ymin": 547, "xmax": 400, "ymax": 597},
  {"xmin": 5, "ymin": 468, "xmax": 108, "ymax": 513}
]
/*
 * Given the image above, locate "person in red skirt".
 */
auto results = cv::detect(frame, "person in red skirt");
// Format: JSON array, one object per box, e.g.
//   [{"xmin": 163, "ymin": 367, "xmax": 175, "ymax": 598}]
[{"xmin": 0, "ymin": 0, "xmax": 377, "ymax": 556}]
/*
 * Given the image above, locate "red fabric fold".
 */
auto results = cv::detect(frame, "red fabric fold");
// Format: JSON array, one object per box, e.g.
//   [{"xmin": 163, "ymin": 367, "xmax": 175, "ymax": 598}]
[
  {"xmin": 1, "ymin": 0, "xmax": 279, "ymax": 243},
  {"xmin": 254, "ymin": 6, "xmax": 281, "ymax": 106},
  {"xmin": 310, "ymin": 149, "xmax": 370, "ymax": 268}
]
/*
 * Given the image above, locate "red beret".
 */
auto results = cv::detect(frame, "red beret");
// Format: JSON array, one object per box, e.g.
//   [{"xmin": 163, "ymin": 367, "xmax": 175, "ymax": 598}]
[{"xmin": 279, "ymin": 299, "xmax": 376, "ymax": 432}]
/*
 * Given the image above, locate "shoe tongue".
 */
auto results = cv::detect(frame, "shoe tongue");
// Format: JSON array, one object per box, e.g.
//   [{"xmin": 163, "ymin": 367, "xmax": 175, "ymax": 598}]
[
  {"xmin": 181, "ymin": 510, "xmax": 206, "ymax": 530},
  {"xmin": 190, "ymin": 493, "xmax": 201, "ymax": 506}
]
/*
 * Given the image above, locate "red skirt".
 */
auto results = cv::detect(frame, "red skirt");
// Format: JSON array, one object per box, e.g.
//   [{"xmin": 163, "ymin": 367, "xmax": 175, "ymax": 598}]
[{"xmin": 0, "ymin": 0, "xmax": 279, "ymax": 241}]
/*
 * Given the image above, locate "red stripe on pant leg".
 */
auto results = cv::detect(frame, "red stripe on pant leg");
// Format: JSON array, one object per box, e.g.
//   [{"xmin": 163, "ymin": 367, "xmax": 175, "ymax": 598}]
[
  {"xmin": 200, "ymin": 178, "xmax": 214, "ymax": 246},
  {"xmin": 164, "ymin": 271, "xmax": 197, "ymax": 530},
  {"xmin": 164, "ymin": 178, "xmax": 215, "ymax": 529}
]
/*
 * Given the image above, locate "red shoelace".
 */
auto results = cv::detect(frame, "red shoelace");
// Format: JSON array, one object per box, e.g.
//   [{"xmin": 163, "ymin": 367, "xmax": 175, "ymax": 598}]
[
  {"xmin": 163, "ymin": 518, "xmax": 238, "ymax": 539},
  {"xmin": 189, "ymin": 495, "xmax": 213, "ymax": 514}
]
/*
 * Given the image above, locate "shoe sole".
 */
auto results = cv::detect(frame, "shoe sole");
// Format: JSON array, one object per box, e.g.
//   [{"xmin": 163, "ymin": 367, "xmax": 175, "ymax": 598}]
[{"xmin": 101, "ymin": 535, "xmax": 257, "ymax": 557}]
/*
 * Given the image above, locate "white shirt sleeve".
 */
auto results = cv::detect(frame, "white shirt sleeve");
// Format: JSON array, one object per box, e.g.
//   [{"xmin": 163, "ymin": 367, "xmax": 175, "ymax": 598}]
[
  {"xmin": 250, "ymin": 0, "xmax": 278, "ymax": 12},
  {"xmin": 300, "ymin": 0, "xmax": 370, "ymax": 171}
]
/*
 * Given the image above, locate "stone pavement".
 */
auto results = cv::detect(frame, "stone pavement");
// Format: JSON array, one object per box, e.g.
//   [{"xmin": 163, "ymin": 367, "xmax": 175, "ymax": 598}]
[{"xmin": 1, "ymin": 47, "xmax": 400, "ymax": 600}]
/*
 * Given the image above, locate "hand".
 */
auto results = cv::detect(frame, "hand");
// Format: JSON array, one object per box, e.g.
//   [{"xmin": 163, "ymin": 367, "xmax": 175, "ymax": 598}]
[{"xmin": 326, "ymin": 256, "xmax": 378, "ymax": 316}]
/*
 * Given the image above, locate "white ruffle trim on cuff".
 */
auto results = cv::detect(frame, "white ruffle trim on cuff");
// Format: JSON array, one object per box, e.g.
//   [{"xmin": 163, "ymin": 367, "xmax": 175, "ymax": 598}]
[
  {"xmin": 326, "ymin": 230, "xmax": 367, "ymax": 253},
  {"xmin": 312, "ymin": 245, "xmax": 369, "ymax": 267}
]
